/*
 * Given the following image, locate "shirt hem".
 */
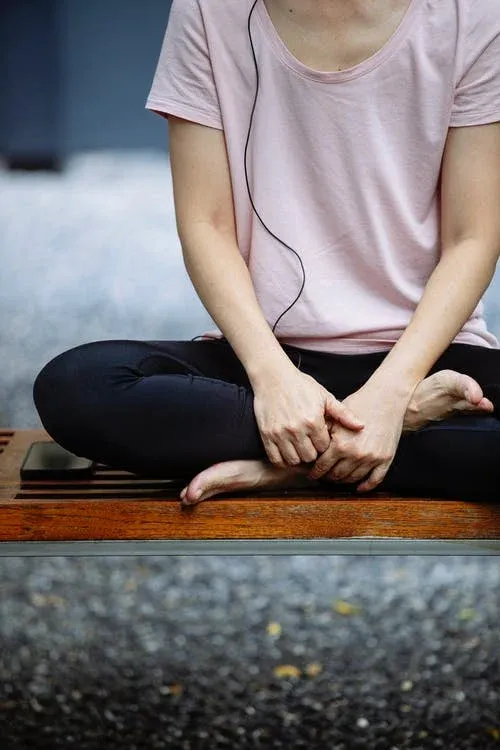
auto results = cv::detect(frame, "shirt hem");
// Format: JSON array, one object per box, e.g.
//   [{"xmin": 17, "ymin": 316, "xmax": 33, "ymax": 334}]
[
  {"xmin": 145, "ymin": 98, "xmax": 223, "ymax": 130},
  {"xmin": 449, "ymin": 110, "xmax": 500, "ymax": 127},
  {"xmin": 197, "ymin": 329, "xmax": 499, "ymax": 355}
]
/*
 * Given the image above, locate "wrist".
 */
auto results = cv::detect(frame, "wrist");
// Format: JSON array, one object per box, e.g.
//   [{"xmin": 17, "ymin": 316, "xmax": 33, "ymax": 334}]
[
  {"xmin": 246, "ymin": 350, "xmax": 296, "ymax": 389},
  {"xmin": 363, "ymin": 369, "xmax": 420, "ymax": 403}
]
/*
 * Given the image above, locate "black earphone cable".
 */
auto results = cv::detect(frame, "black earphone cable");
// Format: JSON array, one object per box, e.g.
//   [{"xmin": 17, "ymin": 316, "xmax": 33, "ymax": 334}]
[
  {"xmin": 192, "ymin": 0, "xmax": 306, "ymax": 342},
  {"xmin": 245, "ymin": 0, "xmax": 306, "ymax": 335}
]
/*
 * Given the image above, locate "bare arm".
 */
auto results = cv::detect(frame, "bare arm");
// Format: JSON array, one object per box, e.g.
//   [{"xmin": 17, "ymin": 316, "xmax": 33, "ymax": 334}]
[
  {"xmin": 365, "ymin": 121, "xmax": 500, "ymax": 398},
  {"xmin": 168, "ymin": 115, "xmax": 290, "ymax": 383}
]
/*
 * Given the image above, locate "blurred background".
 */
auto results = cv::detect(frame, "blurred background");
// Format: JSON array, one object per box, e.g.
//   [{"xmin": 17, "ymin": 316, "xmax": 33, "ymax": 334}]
[
  {"xmin": 1, "ymin": 3, "xmax": 499, "ymax": 749},
  {"xmin": 1, "ymin": 0, "xmax": 214, "ymax": 429}
]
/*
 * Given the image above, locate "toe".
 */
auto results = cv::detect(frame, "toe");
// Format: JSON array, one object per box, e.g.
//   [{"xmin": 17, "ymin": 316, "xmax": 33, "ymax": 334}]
[
  {"xmin": 457, "ymin": 374, "xmax": 484, "ymax": 404},
  {"xmin": 185, "ymin": 488, "xmax": 203, "ymax": 504}
]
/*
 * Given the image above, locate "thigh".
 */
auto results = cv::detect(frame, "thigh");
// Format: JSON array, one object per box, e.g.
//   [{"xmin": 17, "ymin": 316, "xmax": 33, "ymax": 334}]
[
  {"xmin": 33, "ymin": 338, "xmax": 267, "ymax": 475},
  {"xmin": 140, "ymin": 338, "xmax": 249, "ymax": 384},
  {"xmin": 132, "ymin": 338, "xmax": 310, "ymax": 388},
  {"xmin": 380, "ymin": 413, "xmax": 500, "ymax": 500},
  {"xmin": 35, "ymin": 337, "xmax": 259, "ymax": 393}
]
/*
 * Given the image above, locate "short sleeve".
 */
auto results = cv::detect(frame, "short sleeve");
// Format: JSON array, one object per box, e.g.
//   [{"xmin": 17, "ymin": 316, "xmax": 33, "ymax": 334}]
[
  {"xmin": 450, "ymin": 1, "xmax": 500, "ymax": 127},
  {"xmin": 145, "ymin": 0, "xmax": 223, "ymax": 130}
]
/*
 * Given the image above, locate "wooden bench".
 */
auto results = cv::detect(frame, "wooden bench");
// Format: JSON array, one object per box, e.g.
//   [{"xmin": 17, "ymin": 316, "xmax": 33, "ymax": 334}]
[{"xmin": 1, "ymin": 429, "xmax": 499, "ymax": 556}]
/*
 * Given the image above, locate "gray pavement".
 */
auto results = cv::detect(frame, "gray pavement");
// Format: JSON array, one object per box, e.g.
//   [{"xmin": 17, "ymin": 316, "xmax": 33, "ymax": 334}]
[{"xmin": 0, "ymin": 555, "xmax": 499, "ymax": 749}]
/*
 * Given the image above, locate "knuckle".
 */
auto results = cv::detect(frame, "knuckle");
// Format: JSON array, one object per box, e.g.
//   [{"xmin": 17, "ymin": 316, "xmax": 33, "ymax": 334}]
[
  {"xmin": 291, "ymin": 422, "xmax": 306, "ymax": 436},
  {"xmin": 349, "ymin": 450, "xmax": 364, "ymax": 461},
  {"xmin": 303, "ymin": 449, "xmax": 318, "ymax": 463}
]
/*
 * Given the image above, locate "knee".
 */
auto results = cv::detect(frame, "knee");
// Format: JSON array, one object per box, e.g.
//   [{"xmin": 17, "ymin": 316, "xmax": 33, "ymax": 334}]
[
  {"xmin": 33, "ymin": 341, "xmax": 111, "ymax": 429},
  {"xmin": 35, "ymin": 344, "xmax": 84, "ymax": 402}
]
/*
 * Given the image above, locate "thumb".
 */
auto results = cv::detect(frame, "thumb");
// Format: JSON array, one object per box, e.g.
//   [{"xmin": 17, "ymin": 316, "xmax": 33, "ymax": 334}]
[{"xmin": 325, "ymin": 394, "xmax": 364, "ymax": 430}]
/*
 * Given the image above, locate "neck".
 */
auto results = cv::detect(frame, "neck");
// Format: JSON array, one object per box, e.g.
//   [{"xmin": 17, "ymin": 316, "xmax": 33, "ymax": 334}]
[{"xmin": 268, "ymin": 0, "xmax": 377, "ymax": 23}]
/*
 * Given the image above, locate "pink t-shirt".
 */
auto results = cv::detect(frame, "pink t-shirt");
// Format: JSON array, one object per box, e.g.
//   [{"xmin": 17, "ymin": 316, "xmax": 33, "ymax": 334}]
[{"xmin": 146, "ymin": 0, "xmax": 500, "ymax": 354}]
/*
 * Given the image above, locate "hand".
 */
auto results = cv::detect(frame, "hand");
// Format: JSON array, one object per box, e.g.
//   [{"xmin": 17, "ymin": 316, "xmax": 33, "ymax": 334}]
[
  {"xmin": 252, "ymin": 365, "xmax": 364, "ymax": 468},
  {"xmin": 307, "ymin": 383, "xmax": 409, "ymax": 492}
]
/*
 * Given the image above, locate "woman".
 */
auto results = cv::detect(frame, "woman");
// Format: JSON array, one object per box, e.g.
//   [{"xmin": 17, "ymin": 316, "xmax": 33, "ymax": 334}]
[{"xmin": 33, "ymin": 0, "xmax": 500, "ymax": 505}]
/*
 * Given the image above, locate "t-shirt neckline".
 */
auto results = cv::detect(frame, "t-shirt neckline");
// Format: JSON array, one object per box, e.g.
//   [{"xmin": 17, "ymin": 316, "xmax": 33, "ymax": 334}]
[{"xmin": 255, "ymin": 0, "xmax": 421, "ymax": 83}]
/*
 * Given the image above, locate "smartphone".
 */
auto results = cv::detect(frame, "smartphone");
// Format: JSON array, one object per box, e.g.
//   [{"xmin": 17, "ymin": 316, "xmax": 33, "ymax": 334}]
[{"xmin": 20, "ymin": 441, "xmax": 95, "ymax": 480}]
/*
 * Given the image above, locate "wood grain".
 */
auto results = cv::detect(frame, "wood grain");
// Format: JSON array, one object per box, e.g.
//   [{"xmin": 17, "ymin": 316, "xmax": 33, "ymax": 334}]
[{"xmin": 1, "ymin": 430, "xmax": 499, "ymax": 543}]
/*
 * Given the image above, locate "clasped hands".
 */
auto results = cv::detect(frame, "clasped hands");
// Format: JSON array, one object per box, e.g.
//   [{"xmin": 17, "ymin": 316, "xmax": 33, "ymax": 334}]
[
  {"xmin": 252, "ymin": 367, "xmax": 413, "ymax": 493},
  {"xmin": 306, "ymin": 386, "xmax": 406, "ymax": 492}
]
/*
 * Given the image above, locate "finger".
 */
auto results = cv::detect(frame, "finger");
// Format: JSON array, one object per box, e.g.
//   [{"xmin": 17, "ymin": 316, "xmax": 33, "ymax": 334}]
[
  {"xmin": 264, "ymin": 440, "xmax": 287, "ymax": 468},
  {"xmin": 325, "ymin": 395, "xmax": 364, "ymax": 431},
  {"xmin": 307, "ymin": 444, "xmax": 338, "ymax": 480},
  {"xmin": 279, "ymin": 441, "xmax": 303, "ymax": 467},
  {"xmin": 310, "ymin": 423, "xmax": 332, "ymax": 455},
  {"xmin": 327, "ymin": 458, "xmax": 365, "ymax": 483},
  {"xmin": 340, "ymin": 462, "xmax": 377, "ymax": 484},
  {"xmin": 294, "ymin": 435, "xmax": 318, "ymax": 464},
  {"xmin": 357, "ymin": 464, "xmax": 388, "ymax": 493}
]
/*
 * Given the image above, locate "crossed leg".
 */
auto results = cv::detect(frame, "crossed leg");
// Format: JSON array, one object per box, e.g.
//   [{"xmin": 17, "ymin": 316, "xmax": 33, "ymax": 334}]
[
  {"xmin": 32, "ymin": 339, "xmax": 500, "ymax": 505},
  {"xmin": 180, "ymin": 368, "xmax": 498, "ymax": 504}
]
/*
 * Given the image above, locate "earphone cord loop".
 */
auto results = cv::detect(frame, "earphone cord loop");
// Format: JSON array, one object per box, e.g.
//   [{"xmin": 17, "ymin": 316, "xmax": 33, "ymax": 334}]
[
  {"xmin": 245, "ymin": 0, "xmax": 306, "ymax": 336},
  {"xmin": 192, "ymin": 1, "xmax": 307, "ymax": 344}
]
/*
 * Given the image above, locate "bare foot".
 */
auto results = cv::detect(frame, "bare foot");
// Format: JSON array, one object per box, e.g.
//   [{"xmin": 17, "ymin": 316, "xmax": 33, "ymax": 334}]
[
  {"xmin": 403, "ymin": 369, "xmax": 495, "ymax": 432},
  {"xmin": 180, "ymin": 460, "xmax": 313, "ymax": 506}
]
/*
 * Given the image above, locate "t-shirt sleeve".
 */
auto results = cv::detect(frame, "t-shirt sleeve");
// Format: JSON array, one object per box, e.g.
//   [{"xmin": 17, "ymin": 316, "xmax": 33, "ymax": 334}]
[
  {"xmin": 145, "ymin": 0, "xmax": 223, "ymax": 130},
  {"xmin": 449, "ymin": 1, "xmax": 500, "ymax": 127}
]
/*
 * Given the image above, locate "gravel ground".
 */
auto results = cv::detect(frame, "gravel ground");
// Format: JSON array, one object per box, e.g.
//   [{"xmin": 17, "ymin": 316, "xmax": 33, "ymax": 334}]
[{"xmin": 0, "ymin": 555, "xmax": 499, "ymax": 749}]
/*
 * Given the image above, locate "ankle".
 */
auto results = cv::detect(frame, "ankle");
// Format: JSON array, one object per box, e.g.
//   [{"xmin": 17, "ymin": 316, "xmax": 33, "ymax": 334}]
[{"xmin": 402, "ymin": 395, "xmax": 423, "ymax": 433}]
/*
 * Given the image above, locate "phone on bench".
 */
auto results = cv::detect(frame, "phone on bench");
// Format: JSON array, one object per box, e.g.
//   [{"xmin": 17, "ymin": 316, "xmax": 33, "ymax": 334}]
[{"xmin": 20, "ymin": 441, "xmax": 95, "ymax": 480}]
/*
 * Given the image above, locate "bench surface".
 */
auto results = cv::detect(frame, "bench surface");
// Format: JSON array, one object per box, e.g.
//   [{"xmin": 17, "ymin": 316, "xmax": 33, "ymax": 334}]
[{"xmin": 1, "ymin": 429, "xmax": 499, "ymax": 556}]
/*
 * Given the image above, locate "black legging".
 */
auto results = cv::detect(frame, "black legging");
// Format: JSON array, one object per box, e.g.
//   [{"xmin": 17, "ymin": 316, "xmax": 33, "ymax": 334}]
[{"xmin": 33, "ymin": 338, "xmax": 500, "ymax": 500}]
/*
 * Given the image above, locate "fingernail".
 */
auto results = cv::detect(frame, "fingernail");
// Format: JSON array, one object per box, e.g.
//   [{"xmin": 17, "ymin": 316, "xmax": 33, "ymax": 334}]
[{"xmin": 194, "ymin": 490, "xmax": 202, "ymax": 500}]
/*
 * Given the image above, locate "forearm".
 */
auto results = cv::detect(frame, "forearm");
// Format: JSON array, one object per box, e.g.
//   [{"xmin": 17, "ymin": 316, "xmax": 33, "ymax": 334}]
[
  {"xmin": 367, "ymin": 239, "xmax": 498, "ymax": 398},
  {"xmin": 181, "ymin": 223, "xmax": 292, "ymax": 383}
]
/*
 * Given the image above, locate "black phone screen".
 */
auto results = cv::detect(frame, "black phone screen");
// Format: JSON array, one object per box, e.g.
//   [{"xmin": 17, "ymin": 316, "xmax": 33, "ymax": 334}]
[{"xmin": 20, "ymin": 441, "xmax": 95, "ymax": 480}]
